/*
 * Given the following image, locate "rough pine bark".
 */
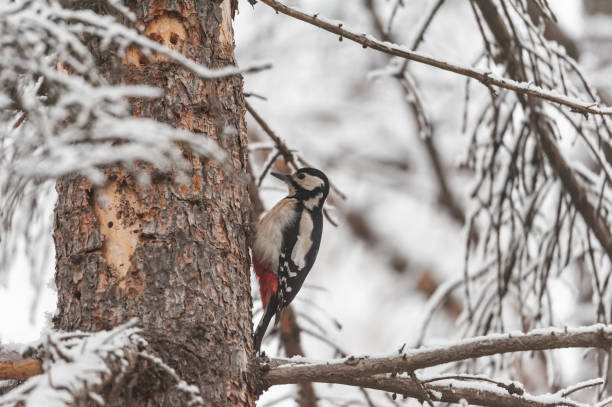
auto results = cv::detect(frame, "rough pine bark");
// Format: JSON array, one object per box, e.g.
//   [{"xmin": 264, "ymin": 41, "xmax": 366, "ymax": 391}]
[{"xmin": 52, "ymin": 0, "xmax": 255, "ymax": 405}]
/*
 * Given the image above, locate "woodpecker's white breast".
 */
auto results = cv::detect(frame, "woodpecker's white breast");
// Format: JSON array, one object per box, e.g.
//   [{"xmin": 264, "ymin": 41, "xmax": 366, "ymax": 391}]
[
  {"xmin": 291, "ymin": 210, "xmax": 314, "ymax": 269},
  {"xmin": 253, "ymin": 198, "xmax": 298, "ymax": 271}
]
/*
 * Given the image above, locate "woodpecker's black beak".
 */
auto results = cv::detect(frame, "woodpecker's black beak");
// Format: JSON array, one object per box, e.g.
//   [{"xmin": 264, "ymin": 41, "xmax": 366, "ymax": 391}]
[{"xmin": 271, "ymin": 172, "xmax": 292, "ymax": 183}]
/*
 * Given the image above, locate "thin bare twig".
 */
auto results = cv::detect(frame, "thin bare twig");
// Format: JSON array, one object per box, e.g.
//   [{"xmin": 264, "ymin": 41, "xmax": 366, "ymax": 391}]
[
  {"xmin": 246, "ymin": 101, "xmax": 343, "ymax": 228},
  {"xmin": 246, "ymin": 101, "xmax": 297, "ymax": 169}
]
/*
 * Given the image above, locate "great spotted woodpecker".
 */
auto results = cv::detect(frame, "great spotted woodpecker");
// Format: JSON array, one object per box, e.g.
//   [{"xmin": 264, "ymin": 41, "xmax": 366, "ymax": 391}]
[{"xmin": 253, "ymin": 167, "xmax": 330, "ymax": 351}]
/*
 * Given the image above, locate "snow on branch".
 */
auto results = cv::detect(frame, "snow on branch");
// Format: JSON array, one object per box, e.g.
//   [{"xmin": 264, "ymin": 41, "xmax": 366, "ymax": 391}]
[
  {"xmin": 0, "ymin": 320, "xmax": 203, "ymax": 407},
  {"xmin": 256, "ymin": 0, "xmax": 612, "ymax": 116},
  {"xmin": 266, "ymin": 324, "xmax": 612, "ymax": 385},
  {"xmin": 0, "ymin": 320, "xmax": 141, "ymax": 407}
]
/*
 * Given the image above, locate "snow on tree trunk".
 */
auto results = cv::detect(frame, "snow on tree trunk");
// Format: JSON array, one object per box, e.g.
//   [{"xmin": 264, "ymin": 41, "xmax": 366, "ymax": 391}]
[{"xmin": 52, "ymin": 0, "xmax": 255, "ymax": 405}]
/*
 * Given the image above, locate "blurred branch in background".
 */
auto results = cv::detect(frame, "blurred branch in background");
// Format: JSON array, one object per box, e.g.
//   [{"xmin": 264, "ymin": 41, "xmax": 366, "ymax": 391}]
[
  {"xmin": 279, "ymin": 308, "xmax": 317, "ymax": 407},
  {"xmin": 525, "ymin": 0, "xmax": 579, "ymax": 60},
  {"xmin": 363, "ymin": 0, "xmax": 466, "ymax": 225},
  {"xmin": 246, "ymin": 99, "xmax": 342, "ymax": 227},
  {"xmin": 344, "ymin": 209, "xmax": 462, "ymax": 318}
]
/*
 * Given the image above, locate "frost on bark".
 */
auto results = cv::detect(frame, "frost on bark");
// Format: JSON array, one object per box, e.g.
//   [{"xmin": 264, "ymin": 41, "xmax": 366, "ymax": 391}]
[{"xmin": 52, "ymin": 0, "xmax": 255, "ymax": 405}]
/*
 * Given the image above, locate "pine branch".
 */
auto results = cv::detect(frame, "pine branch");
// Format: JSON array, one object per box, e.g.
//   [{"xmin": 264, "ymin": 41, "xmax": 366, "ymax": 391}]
[{"xmin": 0, "ymin": 320, "xmax": 203, "ymax": 406}]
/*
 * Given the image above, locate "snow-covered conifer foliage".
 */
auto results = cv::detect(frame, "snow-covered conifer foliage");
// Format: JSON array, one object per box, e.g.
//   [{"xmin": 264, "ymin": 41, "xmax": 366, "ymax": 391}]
[{"xmin": 0, "ymin": 0, "xmax": 235, "ymax": 288}]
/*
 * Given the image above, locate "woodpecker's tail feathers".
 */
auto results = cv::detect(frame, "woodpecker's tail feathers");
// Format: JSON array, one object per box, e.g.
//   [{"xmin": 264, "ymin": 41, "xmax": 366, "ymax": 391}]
[{"xmin": 254, "ymin": 296, "xmax": 278, "ymax": 352}]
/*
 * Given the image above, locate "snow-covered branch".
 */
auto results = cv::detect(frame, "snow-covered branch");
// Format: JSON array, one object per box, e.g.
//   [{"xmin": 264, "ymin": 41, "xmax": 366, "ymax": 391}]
[
  {"xmin": 458, "ymin": 0, "xmax": 612, "ymax": 342},
  {"xmin": 0, "ymin": 320, "xmax": 140, "ymax": 406},
  {"xmin": 47, "ymin": 2, "xmax": 271, "ymax": 79},
  {"xmin": 256, "ymin": 0, "xmax": 612, "ymax": 116},
  {"xmin": 266, "ymin": 324, "xmax": 612, "ymax": 385},
  {"xmin": 0, "ymin": 320, "xmax": 204, "ymax": 406}
]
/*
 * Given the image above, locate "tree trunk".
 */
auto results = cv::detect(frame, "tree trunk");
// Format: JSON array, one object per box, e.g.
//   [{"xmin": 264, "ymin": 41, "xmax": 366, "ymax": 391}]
[{"xmin": 52, "ymin": 0, "xmax": 255, "ymax": 405}]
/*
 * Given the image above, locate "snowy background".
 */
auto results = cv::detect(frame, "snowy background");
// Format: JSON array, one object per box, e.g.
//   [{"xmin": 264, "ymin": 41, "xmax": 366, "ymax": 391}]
[{"xmin": 2, "ymin": 0, "xmax": 611, "ymax": 405}]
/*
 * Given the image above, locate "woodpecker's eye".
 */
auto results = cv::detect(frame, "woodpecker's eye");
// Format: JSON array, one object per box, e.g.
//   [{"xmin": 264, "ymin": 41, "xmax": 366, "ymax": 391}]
[{"xmin": 298, "ymin": 173, "xmax": 306, "ymax": 179}]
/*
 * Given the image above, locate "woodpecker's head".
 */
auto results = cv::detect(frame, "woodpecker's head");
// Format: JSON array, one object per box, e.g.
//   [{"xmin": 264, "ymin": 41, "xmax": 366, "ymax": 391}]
[{"xmin": 271, "ymin": 167, "xmax": 329, "ymax": 210}]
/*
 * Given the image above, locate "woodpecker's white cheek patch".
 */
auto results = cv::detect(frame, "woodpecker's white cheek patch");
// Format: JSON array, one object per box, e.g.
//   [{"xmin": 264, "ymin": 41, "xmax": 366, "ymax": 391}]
[
  {"xmin": 296, "ymin": 174, "xmax": 324, "ymax": 191},
  {"xmin": 291, "ymin": 211, "xmax": 313, "ymax": 269}
]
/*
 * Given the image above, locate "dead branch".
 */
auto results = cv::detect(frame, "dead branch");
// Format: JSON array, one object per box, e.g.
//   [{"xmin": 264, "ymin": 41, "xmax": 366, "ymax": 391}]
[
  {"xmin": 267, "ymin": 324, "xmax": 612, "ymax": 385},
  {"xmin": 257, "ymin": 0, "xmax": 612, "ymax": 116},
  {"xmin": 0, "ymin": 359, "xmax": 42, "ymax": 381}
]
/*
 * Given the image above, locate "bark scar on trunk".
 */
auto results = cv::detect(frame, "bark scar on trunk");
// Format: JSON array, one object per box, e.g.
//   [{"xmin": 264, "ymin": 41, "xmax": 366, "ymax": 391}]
[
  {"xmin": 93, "ymin": 180, "xmax": 144, "ymax": 297},
  {"xmin": 219, "ymin": 0, "xmax": 235, "ymax": 48},
  {"xmin": 146, "ymin": 14, "xmax": 188, "ymax": 51},
  {"xmin": 124, "ymin": 13, "xmax": 189, "ymax": 66}
]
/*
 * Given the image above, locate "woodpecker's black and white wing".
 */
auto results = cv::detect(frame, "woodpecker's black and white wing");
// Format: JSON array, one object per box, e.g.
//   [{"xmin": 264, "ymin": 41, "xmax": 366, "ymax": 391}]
[{"xmin": 276, "ymin": 203, "xmax": 324, "ymax": 312}]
